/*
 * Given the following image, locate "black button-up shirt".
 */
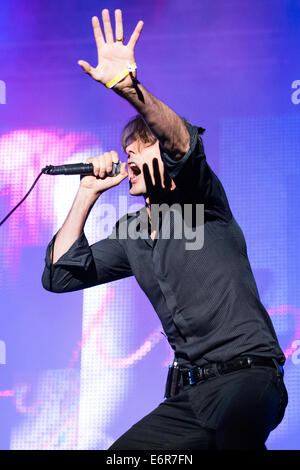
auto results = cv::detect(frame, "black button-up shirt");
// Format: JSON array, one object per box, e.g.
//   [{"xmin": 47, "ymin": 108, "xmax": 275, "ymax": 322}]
[{"xmin": 42, "ymin": 120, "xmax": 285, "ymax": 367}]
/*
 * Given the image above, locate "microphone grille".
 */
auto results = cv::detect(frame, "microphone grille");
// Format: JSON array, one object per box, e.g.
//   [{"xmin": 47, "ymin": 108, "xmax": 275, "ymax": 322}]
[{"xmin": 107, "ymin": 161, "xmax": 121, "ymax": 176}]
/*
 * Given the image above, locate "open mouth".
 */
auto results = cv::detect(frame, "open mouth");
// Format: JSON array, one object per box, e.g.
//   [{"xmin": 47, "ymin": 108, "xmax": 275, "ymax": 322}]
[{"xmin": 128, "ymin": 162, "xmax": 142, "ymax": 183}]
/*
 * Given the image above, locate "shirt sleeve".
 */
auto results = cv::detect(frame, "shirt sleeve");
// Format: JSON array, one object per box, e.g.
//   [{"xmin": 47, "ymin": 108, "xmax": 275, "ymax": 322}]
[
  {"xmin": 41, "ymin": 229, "xmax": 133, "ymax": 293},
  {"xmin": 159, "ymin": 119, "xmax": 233, "ymax": 223}
]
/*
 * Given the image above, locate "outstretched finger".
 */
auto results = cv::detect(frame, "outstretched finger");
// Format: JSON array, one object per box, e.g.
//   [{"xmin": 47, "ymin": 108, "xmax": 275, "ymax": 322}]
[
  {"xmin": 78, "ymin": 60, "xmax": 93, "ymax": 75},
  {"xmin": 127, "ymin": 20, "xmax": 144, "ymax": 49},
  {"xmin": 143, "ymin": 162, "xmax": 154, "ymax": 196},
  {"xmin": 115, "ymin": 9, "xmax": 123, "ymax": 42},
  {"xmin": 92, "ymin": 16, "xmax": 105, "ymax": 54},
  {"xmin": 163, "ymin": 167, "xmax": 172, "ymax": 191},
  {"xmin": 152, "ymin": 158, "xmax": 163, "ymax": 192},
  {"xmin": 102, "ymin": 9, "xmax": 114, "ymax": 44}
]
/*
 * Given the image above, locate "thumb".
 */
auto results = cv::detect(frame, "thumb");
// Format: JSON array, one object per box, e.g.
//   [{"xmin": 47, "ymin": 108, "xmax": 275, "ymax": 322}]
[
  {"xmin": 120, "ymin": 162, "xmax": 128, "ymax": 176},
  {"xmin": 78, "ymin": 60, "xmax": 93, "ymax": 75},
  {"xmin": 114, "ymin": 162, "xmax": 128, "ymax": 183}
]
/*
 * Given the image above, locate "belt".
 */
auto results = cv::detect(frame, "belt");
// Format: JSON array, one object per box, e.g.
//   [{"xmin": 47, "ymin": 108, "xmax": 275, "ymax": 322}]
[{"xmin": 164, "ymin": 356, "xmax": 283, "ymax": 399}]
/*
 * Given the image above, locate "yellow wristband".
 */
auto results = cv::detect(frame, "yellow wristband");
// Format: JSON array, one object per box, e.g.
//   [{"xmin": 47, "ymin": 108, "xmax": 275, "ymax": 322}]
[{"xmin": 105, "ymin": 62, "xmax": 137, "ymax": 89}]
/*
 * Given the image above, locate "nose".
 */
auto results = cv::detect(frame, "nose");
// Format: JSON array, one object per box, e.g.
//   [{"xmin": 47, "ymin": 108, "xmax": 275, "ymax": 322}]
[{"xmin": 125, "ymin": 140, "xmax": 140, "ymax": 157}]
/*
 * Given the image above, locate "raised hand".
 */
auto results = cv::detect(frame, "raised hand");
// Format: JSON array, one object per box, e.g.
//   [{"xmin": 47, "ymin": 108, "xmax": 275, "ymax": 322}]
[{"xmin": 78, "ymin": 9, "xmax": 144, "ymax": 90}]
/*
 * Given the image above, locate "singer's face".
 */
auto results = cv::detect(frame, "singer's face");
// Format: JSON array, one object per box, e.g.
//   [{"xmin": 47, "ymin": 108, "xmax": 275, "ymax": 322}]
[{"xmin": 125, "ymin": 140, "xmax": 173, "ymax": 196}]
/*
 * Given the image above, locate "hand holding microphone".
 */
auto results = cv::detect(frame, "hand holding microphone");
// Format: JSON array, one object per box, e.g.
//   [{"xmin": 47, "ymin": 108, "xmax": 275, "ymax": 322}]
[
  {"xmin": 2, "ymin": 152, "xmax": 127, "ymax": 226},
  {"xmin": 41, "ymin": 150, "xmax": 128, "ymax": 199},
  {"xmin": 79, "ymin": 151, "xmax": 128, "ymax": 195}
]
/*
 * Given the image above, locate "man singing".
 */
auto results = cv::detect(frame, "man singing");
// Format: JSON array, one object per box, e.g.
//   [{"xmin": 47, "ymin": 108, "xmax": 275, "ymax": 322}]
[{"xmin": 42, "ymin": 9, "xmax": 288, "ymax": 450}]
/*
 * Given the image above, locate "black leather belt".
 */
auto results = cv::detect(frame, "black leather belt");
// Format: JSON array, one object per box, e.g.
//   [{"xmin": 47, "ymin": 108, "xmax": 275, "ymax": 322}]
[{"xmin": 164, "ymin": 356, "xmax": 283, "ymax": 399}]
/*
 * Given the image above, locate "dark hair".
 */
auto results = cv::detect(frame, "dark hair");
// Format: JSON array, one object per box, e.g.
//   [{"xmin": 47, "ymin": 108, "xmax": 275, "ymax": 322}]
[{"xmin": 121, "ymin": 114, "xmax": 157, "ymax": 152}]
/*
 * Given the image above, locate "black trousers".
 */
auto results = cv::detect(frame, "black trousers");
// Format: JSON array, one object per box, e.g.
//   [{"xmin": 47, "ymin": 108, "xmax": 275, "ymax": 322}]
[{"xmin": 108, "ymin": 362, "xmax": 288, "ymax": 450}]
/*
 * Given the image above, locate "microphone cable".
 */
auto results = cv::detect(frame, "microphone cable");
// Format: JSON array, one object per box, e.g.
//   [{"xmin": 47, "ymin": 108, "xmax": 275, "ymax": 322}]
[
  {"xmin": 0, "ymin": 161, "xmax": 122, "ymax": 226},
  {"xmin": 0, "ymin": 169, "xmax": 44, "ymax": 226}
]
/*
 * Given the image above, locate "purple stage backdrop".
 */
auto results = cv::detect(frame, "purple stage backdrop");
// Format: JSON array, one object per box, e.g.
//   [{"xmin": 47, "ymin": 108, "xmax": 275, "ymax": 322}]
[{"xmin": 0, "ymin": 0, "xmax": 299, "ymax": 450}]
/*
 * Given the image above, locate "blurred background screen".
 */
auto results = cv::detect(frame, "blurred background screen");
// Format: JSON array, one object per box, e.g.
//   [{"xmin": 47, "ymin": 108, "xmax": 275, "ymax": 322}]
[{"xmin": 0, "ymin": 0, "xmax": 299, "ymax": 450}]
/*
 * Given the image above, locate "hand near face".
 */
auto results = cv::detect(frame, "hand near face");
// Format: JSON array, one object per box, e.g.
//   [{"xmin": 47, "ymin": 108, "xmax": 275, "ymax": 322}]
[{"xmin": 142, "ymin": 158, "xmax": 173, "ymax": 203}]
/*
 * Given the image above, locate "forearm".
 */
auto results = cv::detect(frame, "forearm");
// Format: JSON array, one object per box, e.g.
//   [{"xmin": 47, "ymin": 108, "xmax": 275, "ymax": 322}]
[
  {"xmin": 52, "ymin": 187, "xmax": 98, "ymax": 264},
  {"xmin": 116, "ymin": 82, "xmax": 190, "ymax": 159}
]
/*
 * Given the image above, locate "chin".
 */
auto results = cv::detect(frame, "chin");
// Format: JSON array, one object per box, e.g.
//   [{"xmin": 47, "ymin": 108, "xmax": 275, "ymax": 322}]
[{"xmin": 129, "ymin": 183, "xmax": 146, "ymax": 196}]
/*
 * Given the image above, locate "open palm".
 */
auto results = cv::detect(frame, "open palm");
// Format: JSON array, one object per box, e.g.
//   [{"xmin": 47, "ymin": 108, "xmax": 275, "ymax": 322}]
[{"xmin": 78, "ymin": 9, "xmax": 144, "ymax": 89}]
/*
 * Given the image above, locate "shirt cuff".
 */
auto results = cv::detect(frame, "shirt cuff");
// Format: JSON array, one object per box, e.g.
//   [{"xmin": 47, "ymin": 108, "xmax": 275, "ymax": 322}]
[
  {"xmin": 159, "ymin": 119, "xmax": 205, "ymax": 180},
  {"xmin": 45, "ymin": 231, "xmax": 93, "ymax": 270}
]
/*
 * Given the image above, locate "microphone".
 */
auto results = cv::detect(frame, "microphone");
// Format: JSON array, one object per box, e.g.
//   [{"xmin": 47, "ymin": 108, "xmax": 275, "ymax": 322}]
[{"xmin": 42, "ymin": 161, "xmax": 121, "ymax": 176}]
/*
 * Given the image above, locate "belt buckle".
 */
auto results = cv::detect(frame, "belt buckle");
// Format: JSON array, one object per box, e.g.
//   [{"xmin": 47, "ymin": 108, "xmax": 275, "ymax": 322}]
[{"xmin": 188, "ymin": 369, "xmax": 195, "ymax": 385}]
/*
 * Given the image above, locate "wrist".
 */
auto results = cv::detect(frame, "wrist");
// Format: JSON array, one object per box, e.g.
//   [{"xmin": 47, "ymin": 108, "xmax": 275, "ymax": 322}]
[
  {"xmin": 77, "ymin": 185, "xmax": 102, "ymax": 206},
  {"xmin": 113, "ymin": 76, "xmax": 140, "ymax": 96},
  {"xmin": 105, "ymin": 61, "xmax": 138, "ymax": 93}
]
